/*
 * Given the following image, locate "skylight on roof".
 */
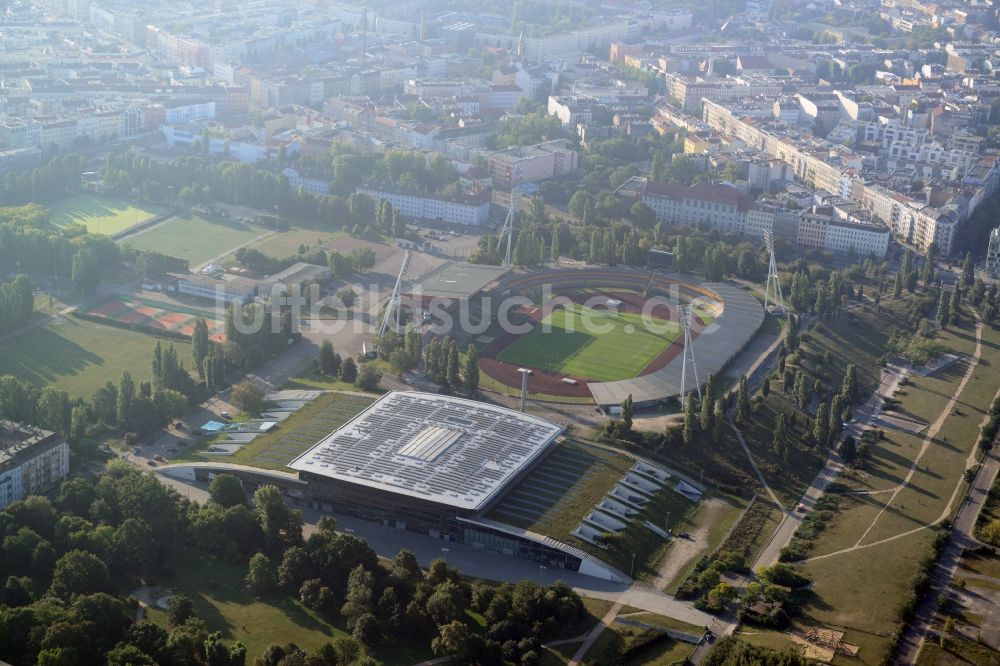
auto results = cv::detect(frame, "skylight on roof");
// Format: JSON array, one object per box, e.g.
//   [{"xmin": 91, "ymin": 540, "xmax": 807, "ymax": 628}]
[{"xmin": 398, "ymin": 426, "xmax": 462, "ymax": 462}]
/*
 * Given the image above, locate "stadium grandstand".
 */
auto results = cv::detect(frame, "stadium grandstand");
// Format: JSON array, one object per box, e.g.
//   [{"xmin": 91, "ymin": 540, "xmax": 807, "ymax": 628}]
[{"xmin": 288, "ymin": 392, "xmax": 627, "ymax": 580}]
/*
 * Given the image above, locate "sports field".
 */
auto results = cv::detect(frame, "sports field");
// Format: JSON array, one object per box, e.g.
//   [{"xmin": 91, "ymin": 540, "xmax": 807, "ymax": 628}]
[
  {"xmin": 49, "ymin": 193, "xmax": 167, "ymax": 235},
  {"xmin": 124, "ymin": 214, "xmax": 267, "ymax": 266},
  {"xmin": 495, "ymin": 303, "xmax": 680, "ymax": 382},
  {"xmin": 83, "ymin": 295, "xmax": 226, "ymax": 342},
  {"xmin": 0, "ymin": 316, "xmax": 190, "ymax": 399}
]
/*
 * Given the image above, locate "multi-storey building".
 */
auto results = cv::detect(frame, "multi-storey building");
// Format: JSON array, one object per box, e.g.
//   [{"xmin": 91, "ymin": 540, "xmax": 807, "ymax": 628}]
[
  {"xmin": 0, "ymin": 422, "xmax": 69, "ymax": 509},
  {"xmin": 358, "ymin": 186, "xmax": 491, "ymax": 226},
  {"xmin": 987, "ymin": 227, "xmax": 1000, "ymax": 276},
  {"xmin": 487, "ymin": 140, "xmax": 579, "ymax": 190},
  {"xmin": 641, "ymin": 179, "xmax": 750, "ymax": 235}
]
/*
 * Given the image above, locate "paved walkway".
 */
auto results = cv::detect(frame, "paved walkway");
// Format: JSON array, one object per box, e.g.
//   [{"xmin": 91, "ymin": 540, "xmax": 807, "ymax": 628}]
[{"xmin": 568, "ymin": 601, "xmax": 623, "ymax": 666}]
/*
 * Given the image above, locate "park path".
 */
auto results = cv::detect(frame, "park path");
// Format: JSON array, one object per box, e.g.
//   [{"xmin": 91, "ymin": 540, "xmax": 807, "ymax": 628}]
[
  {"xmin": 568, "ymin": 601, "xmax": 623, "ymax": 666},
  {"xmin": 804, "ymin": 319, "xmax": 983, "ymax": 562}
]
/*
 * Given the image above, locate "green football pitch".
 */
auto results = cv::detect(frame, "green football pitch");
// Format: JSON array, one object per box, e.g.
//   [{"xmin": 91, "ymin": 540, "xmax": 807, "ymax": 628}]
[
  {"xmin": 48, "ymin": 193, "xmax": 167, "ymax": 235},
  {"xmin": 495, "ymin": 303, "xmax": 681, "ymax": 382}
]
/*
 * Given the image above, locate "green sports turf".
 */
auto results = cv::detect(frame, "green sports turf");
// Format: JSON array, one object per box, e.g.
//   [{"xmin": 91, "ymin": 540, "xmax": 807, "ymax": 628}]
[
  {"xmin": 495, "ymin": 303, "xmax": 680, "ymax": 382},
  {"xmin": 48, "ymin": 193, "xmax": 167, "ymax": 235},
  {"xmin": 0, "ymin": 316, "xmax": 190, "ymax": 399},
  {"xmin": 123, "ymin": 214, "xmax": 266, "ymax": 266}
]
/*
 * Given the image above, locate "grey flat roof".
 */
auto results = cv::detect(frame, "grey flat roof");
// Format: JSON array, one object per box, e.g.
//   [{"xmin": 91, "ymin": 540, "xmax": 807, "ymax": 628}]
[
  {"xmin": 588, "ymin": 281, "xmax": 764, "ymax": 406},
  {"xmin": 288, "ymin": 391, "xmax": 563, "ymax": 511},
  {"xmin": 405, "ymin": 261, "xmax": 510, "ymax": 299}
]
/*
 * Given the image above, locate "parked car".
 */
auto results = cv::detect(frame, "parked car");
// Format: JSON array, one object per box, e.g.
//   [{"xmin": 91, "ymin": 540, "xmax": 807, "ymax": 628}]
[
  {"xmin": 220, "ymin": 411, "xmax": 231, "ymax": 419},
  {"xmin": 146, "ymin": 460, "xmax": 157, "ymax": 467},
  {"xmin": 154, "ymin": 454, "xmax": 166, "ymax": 462}
]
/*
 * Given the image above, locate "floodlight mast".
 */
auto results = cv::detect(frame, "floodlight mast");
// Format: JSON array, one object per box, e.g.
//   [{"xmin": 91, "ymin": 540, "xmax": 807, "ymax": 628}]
[
  {"xmin": 378, "ymin": 249, "xmax": 411, "ymax": 338},
  {"xmin": 496, "ymin": 196, "xmax": 516, "ymax": 267},
  {"xmin": 763, "ymin": 229, "xmax": 786, "ymax": 315},
  {"xmin": 679, "ymin": 305, "xmax": 702, "ymax": 408}
]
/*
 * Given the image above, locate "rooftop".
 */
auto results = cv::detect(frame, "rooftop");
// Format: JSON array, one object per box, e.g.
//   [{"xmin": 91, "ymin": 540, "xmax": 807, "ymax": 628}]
[
  {"xmin": 405, "ymin": 261, "xmax": 509, "ymax": 300},
  {"xmin": 0, "ymin": 421, "xmax": 62, "ymax": 469},
  {"xmin": 287, "ymin": 391, "xmax": 564, "ymax": 511}
]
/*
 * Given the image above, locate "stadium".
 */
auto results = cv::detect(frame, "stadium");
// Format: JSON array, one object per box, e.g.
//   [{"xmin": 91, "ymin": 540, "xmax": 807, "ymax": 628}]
[
  {"xmin": 407, "ymin": 265, "xmax": 765, "ymax": 407},
  {"xmin": 288, "ymin": 391, "xmax": 706, "ymax": 581}
]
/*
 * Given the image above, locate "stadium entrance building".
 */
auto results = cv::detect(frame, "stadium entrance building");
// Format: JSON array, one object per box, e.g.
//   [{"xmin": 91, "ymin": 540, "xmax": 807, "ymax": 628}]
[{"xmin": 289, "ymin": 392, "xmax": 625, "ymax": 581}]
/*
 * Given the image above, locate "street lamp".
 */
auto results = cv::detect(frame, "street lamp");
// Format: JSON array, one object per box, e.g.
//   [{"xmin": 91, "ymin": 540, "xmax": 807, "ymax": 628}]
[
  {"xmin": 538, "ymin": 564, "xmax": 546, "ymax": 582},
  {"xmin": 630, "ymin": 552, "xmax": 637, "ymax": 577},
  {"xmin": 441, "ymin": 547, "xmax": 450, "ymax": 563}
]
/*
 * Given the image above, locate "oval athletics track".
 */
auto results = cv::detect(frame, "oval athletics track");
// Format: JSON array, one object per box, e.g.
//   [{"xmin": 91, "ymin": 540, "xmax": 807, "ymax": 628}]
[{"xmin": 477, "ymin": 289, "xmax": 709, "ymax": 399}]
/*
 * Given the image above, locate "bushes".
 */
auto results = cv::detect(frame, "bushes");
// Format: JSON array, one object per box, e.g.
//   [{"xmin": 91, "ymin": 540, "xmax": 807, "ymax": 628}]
[{"xmin": 779, "ymin": 496, "xmax": 839, "ymax": 562}]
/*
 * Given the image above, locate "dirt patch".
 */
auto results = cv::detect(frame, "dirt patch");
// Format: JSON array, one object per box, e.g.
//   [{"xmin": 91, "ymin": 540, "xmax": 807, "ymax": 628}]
[{"xmin": 653, "ymin": 497, "xmax": 727, "ymax": 591}]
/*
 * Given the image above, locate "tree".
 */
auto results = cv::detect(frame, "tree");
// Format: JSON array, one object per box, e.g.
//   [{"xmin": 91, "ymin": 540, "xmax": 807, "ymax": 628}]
[
  {"xmin": 253, "ymin": 485, "xmax": 303, "ymax": 550},
  {"xmin": 209, "ymin": 474, "xmax": 246, "ymax": 508},
  {"xmin": 841, "ymin": 435, "xmax": 857, "ymax": 465},
  {"xmin": 49, "ymin": 550, "xmax": 110, "ymax": 599},
  {"xmin": 426, "ymin": 580, "xmax": 467, "ymax": 626},
  {"xmin": 116, "ymin": 371, "xmax": 135, "ymax": 431},
  {"xmin": 192, "ymin": 318, "xmax": 210, "ymax": 378},
  {"xmin": 812, "ymin": 401, "xmax": 829, "ymax": 446},
  {"xmin": 340, "ymin": 357, "xmax": 357, "ymax": 383},
  {"xmin": 432, "ymin": 621, "xmax": 474, "ymax": 659},
  {"xmin": 336, "ymin": 288, "xmax": 357, "ymax": 309},
  {"xmin": 246, "ymin": 553, "xmax": 279, "ymax": 597},
  {"xmin": 355, "ymin": 364, "xmax": 382, "ymax": 392},
  {"xmin": 231, "ymin": 381, "xmax": 265, "ymax": 414},
  {"xmin": 318, "ymin": 341, "xmax": 337, "ymax": 375},
  {"xmin": 841, "ymin": 364, "xmax": 858, "ymax": 404},
  {"xmin": 341, "ymin": 564, "xmax": 375, "ymax": 629},
  {"xmin": 938, "ymin": 288, "xmax": 951, "ymax": 328},
  {"xmin": 167, "ymin": 594, "xmax": 196, "ymax": 627},
  {"xmin": 700, "ymin": 375, "xmax": 715, "ymax": 431},
  {"xmin": 351, "ymin": 613, "xmax": 380, "ymax": 648},
  {"xmin": 464, "ymin": 344, "xmax": 480, "ymax": 395},
  {"xmin": 621, "ymin": 394, "xmax": 634, "ymax": 434},
  {"xmin": 771, "ymin": 412, "xmax": 787, "ymax": 457},
  {"xmin": 736, "ymin": 375, "xmax": 750, "ymax": 424},
  {"xmin": 683, "ymin": 395, "xmax": 698, "ymax": 445}
]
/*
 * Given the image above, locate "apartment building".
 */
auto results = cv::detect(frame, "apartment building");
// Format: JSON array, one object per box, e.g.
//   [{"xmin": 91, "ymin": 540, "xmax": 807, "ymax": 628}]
[
  {"xmin": 987, "ymin": 227, "xmax": 1000, "ymax": 276},
  {"xmin": 0, "ymin": 422, "xmax": 69, "ymax": 509},
  {"xmin": 487, "ymin": 140, "xmax": 579, "ymax": 190},
  {"xmin": 358, "ymin": 186, "xmax": 491, "ymax": 226},
  {"xmin": 641, "ymin": 179, "xmax": 750, "ymax": 235}
]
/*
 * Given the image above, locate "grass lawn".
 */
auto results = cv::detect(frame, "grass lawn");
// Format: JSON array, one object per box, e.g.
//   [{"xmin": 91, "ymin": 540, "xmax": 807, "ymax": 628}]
[
  {"xmin": 144, "ymin": 548, "xmax": 431, "ymax": 664},
  {"xmin": 486, "ymin": 440, "xmax": 700, "ymax": 576},
  {"xmin": 48, "ymin": 193, "xmax": 168, "ymax": 235},
  {"xmin": 124, "ymin": 214, "xmax": 267, "ymax": 266},
  {"xmin": 917, "ymin": 636, "xmax": 1000, "ymax": 666},
  {"xmin": 0, "ymin": 315, "xmax": 190, "ymax": 399},
  {"xmin": 797, "ymin": 528, "xmax": 939, "ymax": 662},
  {"xmin": 283, "ymin": 368, "xmax": 385, "ymax": 395},
  {"xmin": 496, "ymin": 304, "xmax": 680, "ymax": 382},
  {"xmin": 581, "ymin": 616, "xmax": 697, "ymax": 665},
  {"xmin": 241, "ymin": 223, "xmax": 345, "ymax": 260},
  {"xmin": 176, "ymin": 393, "xmax": 373, "ymax": 470}
]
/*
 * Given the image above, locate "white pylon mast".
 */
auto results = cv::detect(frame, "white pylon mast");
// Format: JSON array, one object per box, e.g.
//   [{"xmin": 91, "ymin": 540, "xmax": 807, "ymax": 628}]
[
  {"xmin": 763, "ymin": 229, "xmax": 786, "ymax": 315},
  {"xmin": 496, "ymin": 195, "xmax": 516, "ymax": 267},
  {"xmin": 378, "ymin": 249, "xmax": 411, "ymax": 338},
  {"xmin": 679, "ymin": 305, "xmax": 702, "ymax": 407}
]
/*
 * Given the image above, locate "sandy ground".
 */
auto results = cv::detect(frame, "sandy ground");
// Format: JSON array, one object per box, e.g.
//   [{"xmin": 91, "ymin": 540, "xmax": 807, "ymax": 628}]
[{"xmin": 654, "ymin": 497, "xmax": 728, "ymax": 591}]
